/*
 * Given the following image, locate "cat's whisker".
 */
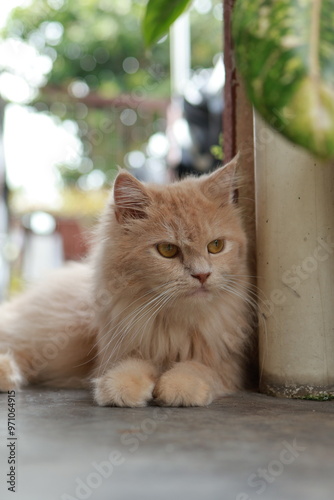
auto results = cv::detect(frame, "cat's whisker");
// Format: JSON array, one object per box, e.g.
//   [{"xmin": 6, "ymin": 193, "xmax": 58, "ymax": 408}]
[
  {"xmin": 226, "ymin": 277, "xmax": 277, "ymax": 320},
  {"xmin": 226, "ymin": 280, "xmax": 266, "ymax": 307},
  {"xmin": 113, "ymin": 286, "xmax": 180, "ymax": 353},
  {"xmin": 138, "ymin": 288, "xmax": 179, "ymax": 338},
  {"xmin": 135, "ymin": 292, "xmax": 179, "ymax": 357},
  {"xmin": 95, "ymin": 284, "xmax": 180, "ymax": 374},
  {"xmin": 237, "ymin": 196, "xmax": 256, "ymax": 203},
  {"xmin": 89, "ymin": 282, "xmax": 173, "ymax": 351},
  {"xmin": 104, "ymin": 291, "xmax": 173, "ymax": 362},
  {"xmin": 95, "ymin": 292, "xmax": 170, "ymax": 375},
  {"xmin": 227, "ymin": 278, "xmax": 279, "ymax": 384},
  {"xmin": 218, "ymin": 281, "xmax": 269, "ymax": 383},
  {"xmin": 227, "ymin": 273, "xmax": 265, "ymax": 280},
  {"xmin": 97, "ymin": 286, "xmax": 180, "ymax": 375},
  {"xmin": 218, "ymin": 283, "xmax": 259, "ymax": 315},
  {"xmin": 135, "ymin": 292, "xmax": 179, "ymax": 352},
  {"xmin": 217, "ymin": 284, "xmax": 263, "ymax": 351},
  {"xmin": 109, "ymin": 287, "xmax": 178, "ymax": 343},
  {"xmin": 113, "ymin": 291, "xmax": 177, "ymax": 363},
  {"xmin": 225, "ymin": 276, "xmax": 269, "ymax": 304},
  {"xmin": 239, "ymin": 214, "xmax": 256, "ymax": 224},
  {"xmin": 74, "ymin": 285, "xmax": 174, "ymax": 370}
]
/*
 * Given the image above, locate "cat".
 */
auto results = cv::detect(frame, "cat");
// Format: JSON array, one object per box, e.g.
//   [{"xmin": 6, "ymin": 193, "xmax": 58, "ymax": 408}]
[{"xmin": 0, "ymin": 154, "xmax": 253, "ymax": 407}]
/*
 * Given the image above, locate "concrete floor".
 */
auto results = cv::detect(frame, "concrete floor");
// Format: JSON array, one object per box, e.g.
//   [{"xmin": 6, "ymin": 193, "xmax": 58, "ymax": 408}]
[{"xmin": 0, "ymin": 389, "xmax": 333, "ymax": 500}]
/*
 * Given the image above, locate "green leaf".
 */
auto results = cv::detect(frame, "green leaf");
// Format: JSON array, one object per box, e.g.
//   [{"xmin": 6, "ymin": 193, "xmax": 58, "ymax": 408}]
[
  {"xmin": 142, "ymin": 0, "xmax": 192, "ymax": 48},
  {"xmin": 232, "ymin": 0, "xmax": 334, "ymax": 160}
]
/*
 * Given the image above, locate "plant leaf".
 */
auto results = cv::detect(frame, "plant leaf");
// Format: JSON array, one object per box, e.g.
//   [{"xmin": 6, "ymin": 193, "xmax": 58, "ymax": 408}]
[
  {"xmin": 142, "ymin": 0, "xmax": 192, "ymax": 48},
  {"xmin": 233, "ymin": 0, "xmax": 334, "ymax": 159}
]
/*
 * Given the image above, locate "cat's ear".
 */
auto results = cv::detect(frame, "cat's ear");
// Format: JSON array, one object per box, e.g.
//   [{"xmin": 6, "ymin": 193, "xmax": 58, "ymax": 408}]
[
  {"xmin": 201, "ymin": 153, "xmax": 239, "ymax": 206},
  {"xmin": 113, "ymin": 171, "xmax": 150, "ymax": 223}
]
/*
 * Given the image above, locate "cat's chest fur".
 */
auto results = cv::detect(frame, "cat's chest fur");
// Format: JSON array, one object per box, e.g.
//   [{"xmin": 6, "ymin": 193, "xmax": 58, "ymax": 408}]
[{"xmin": 95, "ymin": 291, "xmax": 248, "ymax": 375}]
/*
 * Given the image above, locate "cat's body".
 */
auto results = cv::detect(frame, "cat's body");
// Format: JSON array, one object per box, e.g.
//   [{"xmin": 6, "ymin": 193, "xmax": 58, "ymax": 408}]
[{"xmin": 0, "ymin": 156, "xmax": 253, "ymax": 406}]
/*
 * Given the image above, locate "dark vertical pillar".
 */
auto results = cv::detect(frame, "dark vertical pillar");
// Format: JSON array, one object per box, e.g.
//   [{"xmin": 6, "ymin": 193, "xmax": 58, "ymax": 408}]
[
  {"xmin": 0, "ymin": 97, "xmax": 9, "ymax": 300},
  {"xmin": 223, "ymin": 0, "xmax": 237, "ymax": 162},
  {"xmin": 223, "ymin": 0, "xmax": 255, "ymax": 270},
  {"xmin": 223, "ymin": 0, "xmax": 258, "ymax": 386}
]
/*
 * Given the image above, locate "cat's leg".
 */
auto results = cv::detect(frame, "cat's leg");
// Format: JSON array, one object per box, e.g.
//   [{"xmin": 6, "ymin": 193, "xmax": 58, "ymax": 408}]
[
  {"xmin": 94, "ymin": 359, "xmax": 158, "ymax": 407},
  {"xmin": 0, "ymin": 352, "xmax": 25, "ymax": 392},
  {"xmin": 154, "ymin": 360, "xmax": 225, "ymax": 407}
]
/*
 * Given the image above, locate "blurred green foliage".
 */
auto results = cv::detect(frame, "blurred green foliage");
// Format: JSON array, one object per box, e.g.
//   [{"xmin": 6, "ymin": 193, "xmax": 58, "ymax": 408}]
[
  {"xmin": 210, "ymin": 133, "xmax": 223, "ymax": 161},
  {"xmin": 143, "ymin": 0, "xmax": 192, "ymax": 47},
  {"xmin": 233, "ymin": 0, "xmax": 334, "ymax": 159},
  {"xmin": 1, "ymin": 0, "xmax": 223, "ymax": 188},
  {"xmin": 3, "ymin": 0, "xmax": 223, "ymax": 97},
  {"xmin": 3, "ymin": 0, "xmax": 168, "ymax": 96}
]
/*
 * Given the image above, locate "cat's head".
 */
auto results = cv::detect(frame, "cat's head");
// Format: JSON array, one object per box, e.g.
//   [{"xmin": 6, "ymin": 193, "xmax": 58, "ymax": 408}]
[{"xmin": 96, "ymin": 155, "xmax": 248, "ymax": 308}]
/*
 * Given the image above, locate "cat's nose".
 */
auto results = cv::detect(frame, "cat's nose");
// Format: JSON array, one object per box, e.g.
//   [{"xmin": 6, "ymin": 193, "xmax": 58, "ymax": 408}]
[{"xmin": 191, "ymin": 272, "xmax": 211, "ymax": 284}]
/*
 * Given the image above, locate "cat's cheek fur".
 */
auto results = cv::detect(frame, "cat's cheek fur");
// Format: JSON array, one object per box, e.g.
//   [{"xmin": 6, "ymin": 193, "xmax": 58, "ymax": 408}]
[
  {"xmin": 0, "ymin": 353, "xmax": 25, "ymax": 392},
  {"xmin": 93, "ymin": 359, "xmax": 158, "ymax": 407},
  {"xmin": 153, "ymin": 361, "xmax": 223, "ymax": 407}
]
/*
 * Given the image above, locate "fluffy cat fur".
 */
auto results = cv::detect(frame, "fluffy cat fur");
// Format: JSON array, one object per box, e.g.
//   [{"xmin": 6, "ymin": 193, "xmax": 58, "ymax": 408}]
[{"xmin": 0, "ymin": 155, "xmax": 253, "ymax": 407}]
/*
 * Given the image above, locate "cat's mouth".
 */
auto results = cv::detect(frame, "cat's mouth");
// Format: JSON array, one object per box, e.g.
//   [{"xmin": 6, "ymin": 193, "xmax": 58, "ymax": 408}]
[{"xmin": 188, "ymin": 286, "xmax": 210, "ymax": 297}]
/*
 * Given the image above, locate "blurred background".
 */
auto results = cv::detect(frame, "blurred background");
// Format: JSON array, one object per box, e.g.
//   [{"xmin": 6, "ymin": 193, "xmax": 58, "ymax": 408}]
[{"xmin": 0, "ymin": 0, "xmax": 225, "ymax": 299}]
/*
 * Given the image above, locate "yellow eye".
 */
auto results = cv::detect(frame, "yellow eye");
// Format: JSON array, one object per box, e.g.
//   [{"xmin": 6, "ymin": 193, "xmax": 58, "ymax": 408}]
[
  {"xmin": 157, "ymin": 243, "xmax": 179, "ymax": 258},
  {"xmin": 207, "ymin": 239, "xmax": 224, "ymax": 254}
]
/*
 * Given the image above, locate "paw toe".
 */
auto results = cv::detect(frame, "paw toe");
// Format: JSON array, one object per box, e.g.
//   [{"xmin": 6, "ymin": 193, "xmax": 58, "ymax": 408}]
[
  {"xmin": 154, "ymin": 373, "xmax": 213, "ymax": 407},
  {"xmin": 0, "ymin": 353, "xmax": 24, "ymax": 392},
  {"xmin": 94, "ymin": 372, "xmax": 155, "ymax": 407}
]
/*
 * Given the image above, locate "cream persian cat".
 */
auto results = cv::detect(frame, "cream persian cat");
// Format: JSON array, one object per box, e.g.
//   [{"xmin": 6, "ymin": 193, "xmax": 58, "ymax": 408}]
[{"xmin": 0, "ymin": 155, "xmax": 253, "ymax": 407}]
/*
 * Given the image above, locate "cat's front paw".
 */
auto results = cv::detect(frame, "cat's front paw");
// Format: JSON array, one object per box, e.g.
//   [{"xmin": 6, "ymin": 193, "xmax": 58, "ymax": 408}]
[
  {"xmin": 94, "ymin": 359, "xmax": 157, "ymax": 407},
  {"xmin": 0, "ymin": 353, "xmax": 24, "ymax": 392},
  {"xmin": 153, "ymin": 362, "xmax": 214, "ymax": 407}
]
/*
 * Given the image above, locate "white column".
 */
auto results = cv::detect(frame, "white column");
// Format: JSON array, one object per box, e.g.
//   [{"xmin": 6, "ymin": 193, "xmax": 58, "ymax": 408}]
[
  {"xmin": 255, "ymin": 114, "xmax": 334, "ymax": 398},
  {"xmin": 170, "ymin": 12, "xmax": 191, "ymax": 96}
]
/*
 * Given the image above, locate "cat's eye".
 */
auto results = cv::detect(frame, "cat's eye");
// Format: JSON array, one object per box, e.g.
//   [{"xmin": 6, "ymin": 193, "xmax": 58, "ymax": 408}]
[
  {"xmin": 207, "ymin": 239, "xmax": 225, "ymax": 254},
  {"xmin": 157, "ymin": 243, "xmax": 179, "ymax": 258}
]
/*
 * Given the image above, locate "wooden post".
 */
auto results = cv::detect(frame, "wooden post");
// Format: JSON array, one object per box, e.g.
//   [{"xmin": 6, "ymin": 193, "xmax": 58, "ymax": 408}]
[
  {"xmin": 224, "ymin": 0, "xmax": 257, "ymax": 385},
  {"xmin": 224, "ymin": 0, "xmax": 255, "ymax": 272},
  {"xmin": 255, "ymin": 115, "xmax": 334, "ymax": 398}
]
